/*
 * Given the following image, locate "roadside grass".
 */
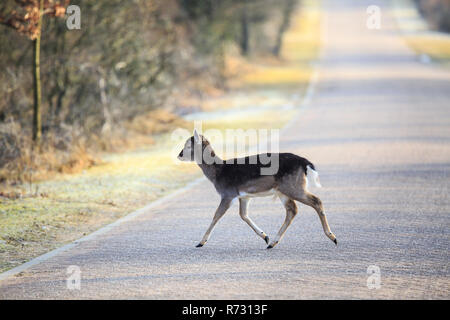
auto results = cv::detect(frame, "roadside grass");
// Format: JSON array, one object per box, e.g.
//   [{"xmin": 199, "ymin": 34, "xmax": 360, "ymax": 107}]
[
  {"xmin": 404, "ymin": 34, "xmax": 450, "ymax": 65},
  {"xmin": 0, "ymin": 0, "xmax": 321, "ymax": 273},
  {"xmin": 393, "ymin": 0, "xmax": 450, "ymax": 66}
]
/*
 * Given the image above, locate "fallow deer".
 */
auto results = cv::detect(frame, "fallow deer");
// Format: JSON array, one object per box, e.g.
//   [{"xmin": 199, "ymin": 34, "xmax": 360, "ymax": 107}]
[{"xmin": 178, "ymin": 130, "xmax": 337, "ymax": 249}]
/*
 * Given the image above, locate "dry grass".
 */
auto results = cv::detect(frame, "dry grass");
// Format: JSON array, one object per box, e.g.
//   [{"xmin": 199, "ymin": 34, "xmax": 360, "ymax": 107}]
[
  {"xmin": 393, "ymin": 0, "xmax": 450, "ymax": 66},
  {"xmin": 0, "ymin": 121, "xmax": 97, "ymax": 185},
  {"xmin": 405, "ymin": 34, "xmax": 450, "ymax": 64},
  {"xmin": 126, "ymin": 109, "xmax": 190, "ymax": 136}
]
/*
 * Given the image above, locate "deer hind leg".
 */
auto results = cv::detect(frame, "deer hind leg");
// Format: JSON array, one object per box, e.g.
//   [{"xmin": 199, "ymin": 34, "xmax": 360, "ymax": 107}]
[
  {"xmin": 239, "ymin": 198, "xmax": 269, "ymax": 245},
  {"xmin": 196, "ymin": 197, "xmax": 232, "ymax": 247},
  {"xmin": 278, "ymin": 173, "xmax": 337, "ymax": 245},
  {"xmin": 267, "ymin": 193, "xmax": 298, "ymax": 249},
  {"xmin": 296, "ymin": 191, "xmax": 337, "ymax": 245}
]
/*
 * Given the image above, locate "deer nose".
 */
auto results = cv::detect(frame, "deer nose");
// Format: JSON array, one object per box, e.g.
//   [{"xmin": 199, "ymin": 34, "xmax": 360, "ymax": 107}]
[{"xmin": 178, "ymin": 150, "xmax": 183, "ymax": 158}]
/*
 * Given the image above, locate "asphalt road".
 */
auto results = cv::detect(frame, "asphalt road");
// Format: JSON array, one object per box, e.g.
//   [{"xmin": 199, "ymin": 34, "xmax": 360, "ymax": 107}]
[{"xmin": 0, "ymin": 0, "xmax": 449, "ymax": 299}]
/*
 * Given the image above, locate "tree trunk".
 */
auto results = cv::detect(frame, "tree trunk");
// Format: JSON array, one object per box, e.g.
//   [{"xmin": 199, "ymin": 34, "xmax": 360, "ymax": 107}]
[
  {"xmin": 239, "ymin": 3, "xmax": 249, "ymax": 56},
  {"xmin": 273, "ymin": 0, "xmax": 296, "ymax": 57},
  {"xmin": 32, "ymin": 0, "xmax": 44, "ymax": 145}
]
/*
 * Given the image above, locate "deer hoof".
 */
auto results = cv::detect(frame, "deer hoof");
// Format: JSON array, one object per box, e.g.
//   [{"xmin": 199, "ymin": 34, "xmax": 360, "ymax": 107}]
[
  {"xmin": 267, "ymin": 242, "xmax": 277, "ymax": 249},
  {"xmin": 264, "ymin": 235, "xmax": 269, "ymax": 244},
  {"xmin": 196, "ymin": 243, "xmax": 204, "ymax": 248}
]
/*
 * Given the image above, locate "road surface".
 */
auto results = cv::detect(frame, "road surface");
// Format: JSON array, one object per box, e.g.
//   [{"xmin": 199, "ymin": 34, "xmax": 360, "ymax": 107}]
[{"xmin": 1, "ymin": 0, "xmax": 449, "ymax": 299}]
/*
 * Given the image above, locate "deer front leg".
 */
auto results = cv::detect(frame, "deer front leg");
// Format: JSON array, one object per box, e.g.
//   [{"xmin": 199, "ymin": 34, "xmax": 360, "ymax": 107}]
[
  {"xmin": 239, "ymin": 198, "xmax": 269, "ymax": 244},
  {"xmin": 196, "ymin": 197, "xmax": 233, "ymax": 247}
]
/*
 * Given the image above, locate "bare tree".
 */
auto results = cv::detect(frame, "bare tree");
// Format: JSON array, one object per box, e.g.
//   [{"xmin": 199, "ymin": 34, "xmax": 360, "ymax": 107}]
[
  {"xmin": 273, "ymin": 0, "xmax": 296, "ymax": 56},
  {"xmin": 0, "ymin": 0, "xmax": 68, "ymax": 145}
]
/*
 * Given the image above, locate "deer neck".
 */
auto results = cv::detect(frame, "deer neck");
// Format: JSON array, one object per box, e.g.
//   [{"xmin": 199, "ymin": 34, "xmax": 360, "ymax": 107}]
[
  {"xmin": 197, "ymin": 145, "xmax": 222, "ymax": 182},
  {"xmin": 198, "ymin": 163, "xmax": 218, "ymax": 182}
]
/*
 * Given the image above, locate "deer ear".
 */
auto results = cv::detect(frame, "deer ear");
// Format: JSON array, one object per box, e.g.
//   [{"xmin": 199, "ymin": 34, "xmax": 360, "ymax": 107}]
[{"xmin": 193, "ymin": 129, "xmax": 201, "ymax": 144}]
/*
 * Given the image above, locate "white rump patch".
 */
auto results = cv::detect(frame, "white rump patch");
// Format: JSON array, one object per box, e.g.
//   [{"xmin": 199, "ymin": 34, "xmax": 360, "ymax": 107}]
[{"xmin": 306, "ymin": 165, "xmax": 322, "ymax": 189}]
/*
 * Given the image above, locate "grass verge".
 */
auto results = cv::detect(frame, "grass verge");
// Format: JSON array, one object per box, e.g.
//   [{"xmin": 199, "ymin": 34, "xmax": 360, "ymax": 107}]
[
  {"xmin": 393, "ymin": 0, "xmax": 450, "ymax": 66},
  {"xmin": 405, "ymin": 34, "xmax": 450, "ymax": 65}
]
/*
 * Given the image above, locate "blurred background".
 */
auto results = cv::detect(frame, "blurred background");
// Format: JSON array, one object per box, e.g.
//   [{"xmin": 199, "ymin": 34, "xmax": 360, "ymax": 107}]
[{"xmin": 414, "ymin": 0, "xmax": 450, "ymax": 32}]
